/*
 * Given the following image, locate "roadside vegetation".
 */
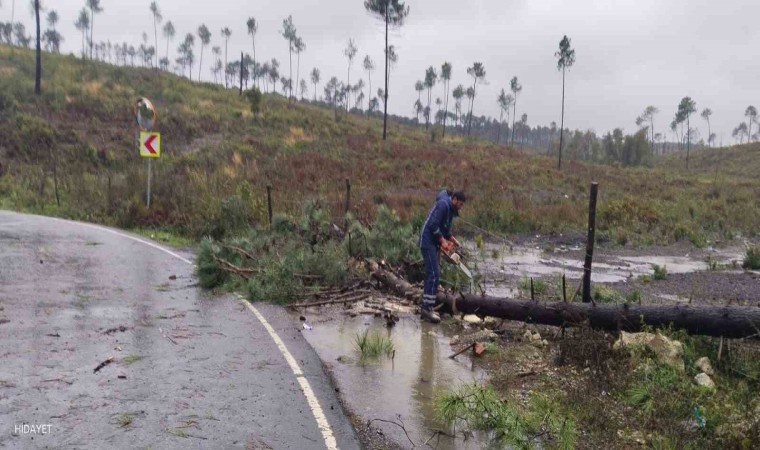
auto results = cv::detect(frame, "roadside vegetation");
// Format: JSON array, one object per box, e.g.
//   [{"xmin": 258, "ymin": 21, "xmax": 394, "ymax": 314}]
[
  {"xmin": 614, "ymin": 330, "xmax": 760, "ymax": 449},
  {"xmin": 0, "ymin": 47, "xmax": 758, "ymax": 249},
  {"xmin": 652, "ymin": 264, "xmax": 668, "ymax": 280},
  {"xmin": 354, "ymin": 330, "xmax": 395, "ymax": 360},
  {"xmin": 435, "ymin": 326, "xmax": 760, "ymax": 449},
  {"xmin": 744, "ymin": 245, "xmax": 760, "ymax": 270},
  {"xmin": 196, "ymin": 203, "xmax": 468, "ymax": 303},
  {"xmin": 518, "ymin": 276, "xmax": 548, "ymax": 295},
  {"xmin": 436, "ymin": 384, "xmax": 578, "ymax": 449}
]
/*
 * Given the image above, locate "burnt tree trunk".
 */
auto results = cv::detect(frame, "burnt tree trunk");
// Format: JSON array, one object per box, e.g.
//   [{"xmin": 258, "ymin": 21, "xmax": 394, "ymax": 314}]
[
  {"xmin": 239, "ymin": 52, "xmax": 244, "ymax": 96},
  {"xmin": 34, "ymin": 0, "xmax": 41, "ymax": 95}
]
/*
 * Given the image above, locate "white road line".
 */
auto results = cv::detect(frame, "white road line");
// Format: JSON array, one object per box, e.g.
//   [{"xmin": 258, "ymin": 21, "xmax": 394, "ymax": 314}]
[
  {"xmin": 241, "ymin": 298, "xmax": 338, "ymax": 449},
  {"xmin": 48, "ymin": 217, "xmax": 193, "ymax": 265},
  {"xmin": 42, "ymin": 215, "xmax": 338, "ymax": 450}
]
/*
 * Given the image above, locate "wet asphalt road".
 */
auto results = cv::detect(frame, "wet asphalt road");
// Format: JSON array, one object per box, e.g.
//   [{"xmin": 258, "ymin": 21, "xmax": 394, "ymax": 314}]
[{"xmin": 0, "ymin": 211, "xmax": 360, "ymax": 449}]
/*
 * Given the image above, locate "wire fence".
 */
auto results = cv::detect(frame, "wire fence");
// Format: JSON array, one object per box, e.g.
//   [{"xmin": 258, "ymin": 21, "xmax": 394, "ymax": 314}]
[{"xmin": 265, "ymin": 178, "xmax": 751, "ymax": 306}]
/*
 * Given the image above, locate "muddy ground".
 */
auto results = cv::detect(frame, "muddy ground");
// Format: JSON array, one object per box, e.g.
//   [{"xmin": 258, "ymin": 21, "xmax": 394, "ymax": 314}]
[
  {"xmin": 296, "ymin": 237, "xmax": 759, "ymax": 449},
  {"xmin": 573, "ymin": 241, "xmax": 758, "ymax": 306},
  {"xmin": 611, "ymin": 271, "xmax": 760, "ymax": 306}
]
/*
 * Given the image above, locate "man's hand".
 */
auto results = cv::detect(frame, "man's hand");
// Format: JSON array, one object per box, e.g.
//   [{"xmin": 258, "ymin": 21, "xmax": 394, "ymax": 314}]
[
  {"xmin": 450, "ymin": 236, "xmax": 461, "ymax": 248},
  {"xmin": 440, "ymin": 239, "xmax": 455, "ymax": 253}
]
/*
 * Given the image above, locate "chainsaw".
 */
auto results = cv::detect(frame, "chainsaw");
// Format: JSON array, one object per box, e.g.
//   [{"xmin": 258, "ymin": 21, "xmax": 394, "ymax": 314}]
[{"xmin": 441, "ymin": 246, "xmax": 473, "ymax": 280}]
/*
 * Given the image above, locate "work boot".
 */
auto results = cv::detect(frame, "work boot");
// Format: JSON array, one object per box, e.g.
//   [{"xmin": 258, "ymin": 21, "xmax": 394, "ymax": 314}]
[{"xmin": 420, "ymin": 307, "xmax": 441, "ymax": 324}]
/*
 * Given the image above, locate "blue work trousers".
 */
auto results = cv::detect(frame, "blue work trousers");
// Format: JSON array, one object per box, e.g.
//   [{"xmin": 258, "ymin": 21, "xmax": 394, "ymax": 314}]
[{"xmin": 421, "ymin": 243, "xmax": 439, "ymax": 309}]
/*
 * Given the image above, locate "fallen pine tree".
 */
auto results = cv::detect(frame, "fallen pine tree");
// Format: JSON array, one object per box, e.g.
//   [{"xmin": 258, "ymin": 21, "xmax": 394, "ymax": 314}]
[
  {"xmin": 370, "ymin": 264, "xmax": 760, "ymax": 340},
  {"xmin": 200, "ymin": 218, "xmax": 760, "ymax": 339}
]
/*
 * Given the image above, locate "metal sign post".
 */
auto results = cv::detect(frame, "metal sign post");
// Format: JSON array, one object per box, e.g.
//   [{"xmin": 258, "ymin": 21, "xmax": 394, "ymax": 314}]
[
  {"xmin": 134, "ymin": 98, "xmax": 159, "ymax": 208},
  {"xmin": 147, "ymin": 159, "xmax": 152, "ymax": 208}
]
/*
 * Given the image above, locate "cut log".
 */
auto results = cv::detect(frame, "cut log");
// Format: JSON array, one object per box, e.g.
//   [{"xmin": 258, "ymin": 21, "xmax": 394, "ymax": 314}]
[
  {"xmin": 438, "ymin": 294, "xmax": 760, "ymax": 340},
  {"xmin": 370, "ymin": 263, "xmax": 418, "ymax": 300},
  {"xmin": 367, "ymin": 266, "xmax": 760, "ymax": 339}
]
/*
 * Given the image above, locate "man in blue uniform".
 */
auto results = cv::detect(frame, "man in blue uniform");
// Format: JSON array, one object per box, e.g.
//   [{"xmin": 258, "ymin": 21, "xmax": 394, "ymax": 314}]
[{"xmin": 418, "ymin": 190, "xmax": 466, "ymax": 323}]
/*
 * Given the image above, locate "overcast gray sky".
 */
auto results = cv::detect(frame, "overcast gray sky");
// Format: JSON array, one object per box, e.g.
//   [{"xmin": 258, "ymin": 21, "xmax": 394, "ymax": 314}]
[{"xmin": 11, "ymin": 0, "xmax": 760, "ymax": 142}]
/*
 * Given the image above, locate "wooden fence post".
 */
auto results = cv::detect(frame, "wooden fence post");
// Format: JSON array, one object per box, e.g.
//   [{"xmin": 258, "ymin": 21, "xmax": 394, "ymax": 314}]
[
  {"xmin": 582, "ymin": 182, "xmax": 599, "ymax": 303},
  {"xmin": 267, "ymin": 185, "xmax": 273, "ymax": 228},
  {"xmin": 344, "ymin": 178, "xmax": 351, "ymax": 229},
  {"xmin": 562, "ymin": 274, "xmax": 567, "ymax": 302}
]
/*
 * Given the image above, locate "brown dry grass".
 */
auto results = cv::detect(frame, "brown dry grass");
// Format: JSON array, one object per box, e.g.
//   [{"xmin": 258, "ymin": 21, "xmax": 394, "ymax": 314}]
[{"xmin": 0, "ymin": 45, "xmax": 757, "ymax": 245}]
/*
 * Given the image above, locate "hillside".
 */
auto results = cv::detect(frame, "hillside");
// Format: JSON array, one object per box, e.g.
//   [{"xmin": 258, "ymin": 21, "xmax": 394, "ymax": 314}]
[{"xmin": 0, "ymin": 46, "xmax": 758, "ymax": 245}]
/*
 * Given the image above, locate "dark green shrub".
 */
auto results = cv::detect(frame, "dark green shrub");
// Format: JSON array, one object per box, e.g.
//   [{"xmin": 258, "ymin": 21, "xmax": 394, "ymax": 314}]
[
  {"xmin": 652, "ymin": 264, "xmax": 668, "ymax": 280},
  {"xmin": 194, "ymin": 195, "xmax": 250, "ymax": 240},
  {"xmin": 245, "ymin": 88, "xmax": 263, "ymax": 113},
  {"xmin": 744, "ymin": 246, "xmax": 760, "ymax": 270},
  {"xmin": 219, "ymin": 195, "xmax": 249, "ymax": 234}
]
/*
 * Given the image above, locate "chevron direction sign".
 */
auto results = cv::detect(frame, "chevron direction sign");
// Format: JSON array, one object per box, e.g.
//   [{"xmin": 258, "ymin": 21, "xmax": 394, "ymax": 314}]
[{"xmin": 139, "ymin": 132, "xmax": 161, "ymax": 158}]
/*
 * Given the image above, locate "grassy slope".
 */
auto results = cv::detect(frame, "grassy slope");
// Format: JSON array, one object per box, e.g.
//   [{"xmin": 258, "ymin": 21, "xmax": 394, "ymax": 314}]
[{"xmin": 0, "ymin": 45, "xmax": 758, "ymax": 245}]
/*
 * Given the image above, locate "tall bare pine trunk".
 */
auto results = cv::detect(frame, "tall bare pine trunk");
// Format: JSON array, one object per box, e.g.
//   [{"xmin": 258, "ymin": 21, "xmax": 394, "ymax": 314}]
[
  {"xmin": 34, "ymin": 0, "xmax": 41, "ymax": 95},
  {"xmin": 558, "ymin": 67, "xmax": 565, "ymax": 170},
  {"xmin": 382, "ymin": 5, "xmax": 389, "ymax": 140}
]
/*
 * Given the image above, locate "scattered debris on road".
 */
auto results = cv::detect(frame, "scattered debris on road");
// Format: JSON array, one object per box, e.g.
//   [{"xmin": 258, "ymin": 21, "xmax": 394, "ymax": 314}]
[
  {"xmin": 156, "ymin": 312, "xmax": 186, "ymax": 320},
  {"xmin": 110, "ymin": 411, "xmax": 144, "ymax": 428},
  {"xmin": 159, "ymin": 327, "xmax": 179, "ymax": 345},
  {"xmin": 121, "ymin": 355, "xmax": 145, "ymax": 365},
  {"xmin": 103, "ymin": 325, "xmax": 129, "ymax": 335},
  {"xmin": 41, "ymin": 378, "xmax": 74, "ymax": 385},
  {"xmin": 93, "ymin": 356, "xmax": 115, "ymax": 373}
]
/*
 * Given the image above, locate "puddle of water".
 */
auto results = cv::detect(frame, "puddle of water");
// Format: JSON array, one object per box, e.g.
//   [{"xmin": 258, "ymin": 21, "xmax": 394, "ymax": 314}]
[
  {"xmin": 473, "ymin": 243, "xmax": 744, "ymax": 292},
  {"xmin": 482, "ymin": 285, "xmax": 520, "ymax": 299},
  {"xmin": 301, "ymin": 315, "xmax": 489, "ymax": 449},
  {"xmin": 618, "ymin": 256, "xmax": 705, "ymax": 274},
  {"xmin": 657, "ymin": 294, "xmax": 691, "ymax": 303},
  {"xmin": 476, "ymin": 246, "xmax": 625, "ymax": 287}
]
